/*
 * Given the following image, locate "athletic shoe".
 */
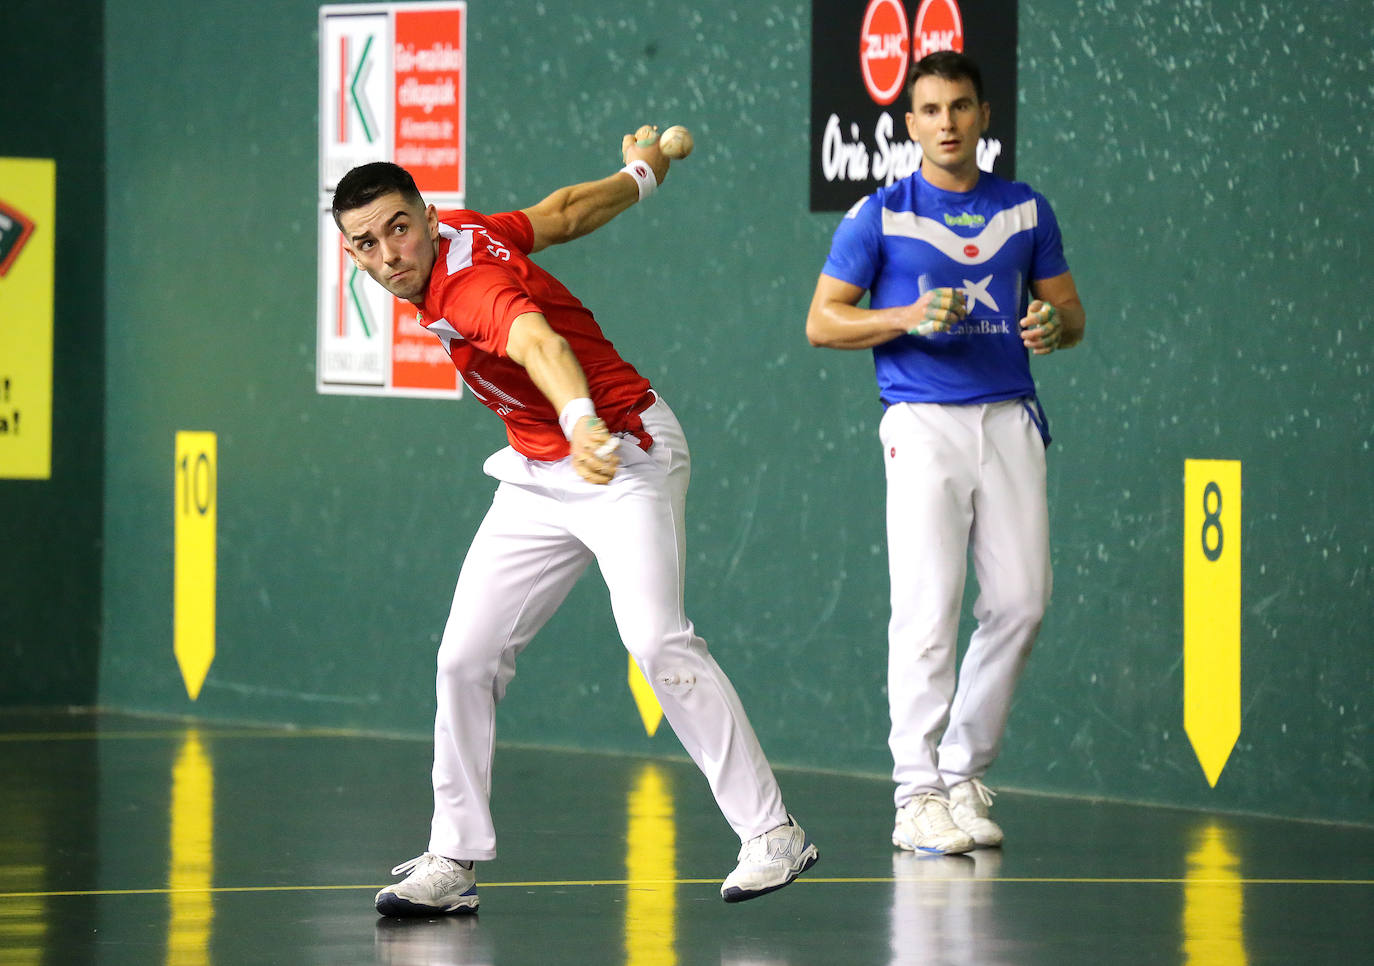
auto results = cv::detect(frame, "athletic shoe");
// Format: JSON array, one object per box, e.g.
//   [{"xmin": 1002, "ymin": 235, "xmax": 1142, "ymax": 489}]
[
  {"xmin": 948, "ymin": 778, "xmax": 1005, "ymax": 847},
  {"xmin": 892, "ymin": 793, "xmax": 975, "ymax": 855},
  {"xmin": 375, "ymin": 853, "xmax": 479, "ymax": 916},
  {"xmin": 720, "ymin": 814, "xmax": 819, "ymax": 902}
]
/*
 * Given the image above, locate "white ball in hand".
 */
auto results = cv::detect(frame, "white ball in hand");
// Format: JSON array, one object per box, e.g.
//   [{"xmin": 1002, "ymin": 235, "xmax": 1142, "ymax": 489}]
[{"xmin": 659, "ymin": 125, "xmax": 694, "ymax": 160}]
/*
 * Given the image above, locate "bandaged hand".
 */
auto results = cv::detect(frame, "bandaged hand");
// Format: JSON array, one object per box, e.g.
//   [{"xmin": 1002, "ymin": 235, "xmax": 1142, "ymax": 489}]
[
  {"xmin": 907, "ymin": 287, "xmax": 967, "ymax": 337},
  {"xmin": 571, "ymin": 415, "xmax": 620, "ymax": 485},
  {"xmin": 1020, "ymin": 300, "xmax": 1062, "ymax": 355}
]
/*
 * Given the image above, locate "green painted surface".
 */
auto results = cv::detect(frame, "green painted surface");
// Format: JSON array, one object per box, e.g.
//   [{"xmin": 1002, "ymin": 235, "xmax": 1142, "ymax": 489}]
[
  {"xmin": 87, "ymin": 0, "xmax": 1374, "ymax": 824},
  {"xmin": 0, "ymin": 0, "xmax": 105, "ymax": 705}
]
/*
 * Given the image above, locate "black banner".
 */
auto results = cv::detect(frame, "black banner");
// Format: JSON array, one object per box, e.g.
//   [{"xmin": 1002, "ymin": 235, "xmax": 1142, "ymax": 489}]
[{"xmin": 810, "ymin": 0, "xmax": 1019, "ymax": 211}]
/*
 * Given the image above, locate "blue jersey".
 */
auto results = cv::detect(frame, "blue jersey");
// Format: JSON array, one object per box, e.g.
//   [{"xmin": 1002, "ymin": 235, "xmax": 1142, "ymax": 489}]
[{"xmin": 822, "ymin": 169, "xmax": 1070, "ymax": 405}]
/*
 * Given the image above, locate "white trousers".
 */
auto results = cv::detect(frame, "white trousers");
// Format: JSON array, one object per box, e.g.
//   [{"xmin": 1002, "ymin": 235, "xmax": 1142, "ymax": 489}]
[
  {"xmin": 428, "ymin": 396, "xmax": 786, "ymax": 860},
  {"xmin": 880, "ymin": 399, "xmax": 1051, "ymax": 806}
]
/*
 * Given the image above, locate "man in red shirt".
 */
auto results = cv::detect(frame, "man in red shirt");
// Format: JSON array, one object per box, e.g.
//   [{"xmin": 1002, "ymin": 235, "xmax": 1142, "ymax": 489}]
[{"xmin": 332, "ymin": 131, "xmax": 817, "ymax": 915}]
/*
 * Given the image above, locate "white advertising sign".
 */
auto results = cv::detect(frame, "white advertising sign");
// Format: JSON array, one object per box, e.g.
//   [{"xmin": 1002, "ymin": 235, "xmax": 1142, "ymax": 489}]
[{"xmin": 317, "ymin": 2, "xmax": 466, "ymax": 398}]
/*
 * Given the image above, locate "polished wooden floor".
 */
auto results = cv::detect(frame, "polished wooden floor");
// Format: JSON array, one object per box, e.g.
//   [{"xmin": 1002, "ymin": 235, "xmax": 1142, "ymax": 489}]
[{"xmin": 0, "ymin": 709, "xmax": 1369, "ymax": 965}]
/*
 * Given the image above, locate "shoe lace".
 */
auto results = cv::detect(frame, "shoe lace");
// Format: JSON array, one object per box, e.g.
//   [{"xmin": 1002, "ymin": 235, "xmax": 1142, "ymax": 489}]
[
  {"xmin": 390, "ymin": 853, "xmax": 454, "ymax": 877},
  {"xmin": 390, "ymin": 854, "xmax": 426, "ymax": 876},
  {"xmin": 966, "ymin": 779, "xmax": 997, "ymax": 808},
  {"xmin": 905, "ymin": 792, "xmax": 946, "ymax": 813},
  {"xmin": 902, "ymin": 792, "xmax": 961, "ymax": 833}
]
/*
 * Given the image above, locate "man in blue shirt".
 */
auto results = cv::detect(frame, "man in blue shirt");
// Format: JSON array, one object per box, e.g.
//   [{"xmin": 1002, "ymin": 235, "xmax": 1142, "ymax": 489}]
[{"xmin": 807, "ymin": 51, "xmax": 1086, "ymax": 854}]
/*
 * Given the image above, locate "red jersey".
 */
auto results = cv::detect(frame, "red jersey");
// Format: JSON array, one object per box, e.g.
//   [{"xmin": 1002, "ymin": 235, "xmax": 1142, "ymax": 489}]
[{"xmin": 417, "ymin": 209, "xmax": 654, "ymax": 461}]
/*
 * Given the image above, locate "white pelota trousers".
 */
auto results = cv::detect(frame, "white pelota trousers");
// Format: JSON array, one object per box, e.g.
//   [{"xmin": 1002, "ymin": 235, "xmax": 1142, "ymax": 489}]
[
  {"xmin": 880, "ymin": 399, "xmax": 1051, "ymax": 807},
  {"xmin": 427, "ymin": 396, "xmax": 786, "ymax": 860}
]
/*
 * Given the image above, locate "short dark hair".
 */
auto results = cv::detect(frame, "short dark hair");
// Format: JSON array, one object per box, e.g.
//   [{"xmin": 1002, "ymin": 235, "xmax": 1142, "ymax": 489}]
[
  {"xmin": 907, "ymin": 50, "xmax": 985, "ymax": 106},
  {"xmin": 331, "ymin": 161, "xmax": 424, "ymax": 231}
]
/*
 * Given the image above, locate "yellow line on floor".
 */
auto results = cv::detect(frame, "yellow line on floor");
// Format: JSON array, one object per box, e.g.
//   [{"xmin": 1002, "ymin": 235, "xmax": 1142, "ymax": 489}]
[
  {"xmin": 1, "ymin": 875, "xmax": 1368, "ymax": 899},
  {"xmin": 0, "ymin": 728, "xmax": 368, "ymax": 742}
]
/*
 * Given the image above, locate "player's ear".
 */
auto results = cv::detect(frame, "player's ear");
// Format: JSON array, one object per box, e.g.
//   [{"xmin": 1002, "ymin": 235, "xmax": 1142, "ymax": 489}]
[
  {"xmin": 979, "ymin": 100, "xmax": 991, "ymax": 135},
  {"xmin": 426, "ymin": 204, "xmax": 439, "ymax": 240}
]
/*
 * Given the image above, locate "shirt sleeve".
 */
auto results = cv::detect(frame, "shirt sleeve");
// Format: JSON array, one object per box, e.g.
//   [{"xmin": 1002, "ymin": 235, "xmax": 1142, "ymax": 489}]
[
  {"xmin": 820, "ymin": 193, "xmax": 883, "ymax": 292},
  {"xmin": 483, "ymin": 210, "xmax": 535, "ymax": 255},
  {"xmin": 1030, "ymin": 193, "xmax": 1071, "ymax": 282}
]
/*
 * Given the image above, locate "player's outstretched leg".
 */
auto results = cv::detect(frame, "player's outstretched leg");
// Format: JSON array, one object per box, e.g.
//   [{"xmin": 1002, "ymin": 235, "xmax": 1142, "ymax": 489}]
[{"xmin": 720, "ymin": 814, "xmax": 819, "ymax": 902}]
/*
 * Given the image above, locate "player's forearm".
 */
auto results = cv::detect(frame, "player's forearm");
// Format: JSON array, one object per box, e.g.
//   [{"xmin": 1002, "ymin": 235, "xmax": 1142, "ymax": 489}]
[
  {"xmin": 806, "ymin": 299, "xmax": 908, "ymax": 350},
  {"xmin": 522, "ymin": 335, "xmax": 593, "ymax": 414}
]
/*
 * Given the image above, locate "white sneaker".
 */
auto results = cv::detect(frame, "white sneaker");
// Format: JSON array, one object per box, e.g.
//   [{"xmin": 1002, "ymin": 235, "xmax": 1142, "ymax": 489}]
[
  {"xmin": 892, "ymin": 793, "xmax": 975, "ymax": 855},
  {"xmin": 720, "ymin": 814, "xmax": 819, "ymax": 902},
  {"xmin": 375, "ymin": 853, "xmax": 479, "ymax": 916},
  {"xmin": 948, "ymin": 778, "xmax": 1004, "ymax": 847}
]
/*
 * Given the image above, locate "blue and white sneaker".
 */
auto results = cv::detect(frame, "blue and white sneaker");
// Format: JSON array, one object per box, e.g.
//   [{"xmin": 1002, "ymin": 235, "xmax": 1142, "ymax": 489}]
[
  {"xmin": 375, "ymin": 853, "xmax": 479, "ymax": 916},
  {"xmin": 892, "ymin": 793, "xmax": 975, "ymax": 855},
  {"xmin": 720, "ymin": 814, "xmax": 819, "ymax": 902}
]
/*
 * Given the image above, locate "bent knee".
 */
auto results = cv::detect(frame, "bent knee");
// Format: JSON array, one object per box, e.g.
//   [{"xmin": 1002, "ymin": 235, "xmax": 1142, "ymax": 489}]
[
  {"xmin": 628, "ymin": 631, "xmax": 709, "ymax": 694},
  {"xmin": 436, "ymin": 634, "xmax": 501, "ymax": 691},
  {"xmin": 982, "ymin": 595, "xmax": 1046, "ymax": 637}
]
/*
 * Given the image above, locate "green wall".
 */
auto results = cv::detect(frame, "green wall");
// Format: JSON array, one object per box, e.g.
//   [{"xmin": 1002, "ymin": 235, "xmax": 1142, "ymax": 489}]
[
  {"xmin": 0, "ymin": 0, "xmax": 105, "ymax": 705},
  {"xmin": 94, "ymin": 0, "xmax": 1370, "ymax": 825}
]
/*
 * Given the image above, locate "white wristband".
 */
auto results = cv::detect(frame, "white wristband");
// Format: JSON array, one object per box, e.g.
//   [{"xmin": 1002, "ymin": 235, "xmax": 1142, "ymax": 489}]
[
  {"xmin": 620, "ymin": 159, "xmax": 657, "ymax": 202},
  {"xmin": 559, "ymin": 397, "xmax": 597, "ymax": 439}
]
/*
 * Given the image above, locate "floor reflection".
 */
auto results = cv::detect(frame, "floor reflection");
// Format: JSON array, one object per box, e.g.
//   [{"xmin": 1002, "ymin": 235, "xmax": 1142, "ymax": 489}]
[
  {"xmin": 624, "ymin": 762, "xmax": 677, "ymax": 966},
  {"xmin": 374, "ymin": 915, "xmax": 492, "ymax": 966},
  {"xmin": 888, "ymin": 849, "xmax": 1004, "ymax": 966},
  {"xmin": 167, "ymin": 729, "xmax": 214, "ymax": 966},
  {"xmin": 1183, "ymin": 821, "xmax": 1248, "ymax": 965}
]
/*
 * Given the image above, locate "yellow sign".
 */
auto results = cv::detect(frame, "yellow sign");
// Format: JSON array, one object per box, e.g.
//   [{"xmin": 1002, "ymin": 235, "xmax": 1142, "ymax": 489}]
[
  {"xmin": 0, "ymin": 158, "xmax": 57, "ymax": 479},
  {"xmin": 629, "ymin": 655, "xmax": 665, "ymax": 737},
  {"xmin": 175, "ymin": 433, "xmax": 218, "ymax": 700},
  {"xmin": 1184, "ymin": 459, "xmax": 1242, "ymax": 787}
]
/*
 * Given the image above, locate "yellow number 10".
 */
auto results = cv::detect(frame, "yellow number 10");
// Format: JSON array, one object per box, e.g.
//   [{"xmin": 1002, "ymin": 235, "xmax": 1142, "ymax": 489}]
[{"xmin": 174, "ymin": 432, "xmax": 217, "ymax": 701}]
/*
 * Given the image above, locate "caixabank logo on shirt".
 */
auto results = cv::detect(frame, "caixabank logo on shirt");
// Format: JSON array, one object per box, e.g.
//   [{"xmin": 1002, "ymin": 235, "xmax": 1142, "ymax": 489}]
[
  {"xmin": 811, "ymin": 0, "xmax": 1018, "ymax": 211},
  {"xmin": 0, "ymin": 200, "xmax": 36, "ymax": 278}
]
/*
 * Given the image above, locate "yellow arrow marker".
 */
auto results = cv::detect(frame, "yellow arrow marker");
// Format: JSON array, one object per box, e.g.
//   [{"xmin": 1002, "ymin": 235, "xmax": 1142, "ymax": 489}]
[
  {"xmin": 174, "ymin": 433, "xmax": 217, "ymax": 700},
  {"xmin": 629, "ymin": 655, "xmax": 664, "ymax": 737},
  {"xmin": 1183, "ymin": 459, "xmax": 1241, "ymax": 787}
]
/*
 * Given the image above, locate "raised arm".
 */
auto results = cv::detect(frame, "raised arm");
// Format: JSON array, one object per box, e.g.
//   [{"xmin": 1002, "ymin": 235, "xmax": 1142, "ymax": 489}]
[{"xmin": 521, "ymin": 128, "xmax": 671, "ymax": 253}]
